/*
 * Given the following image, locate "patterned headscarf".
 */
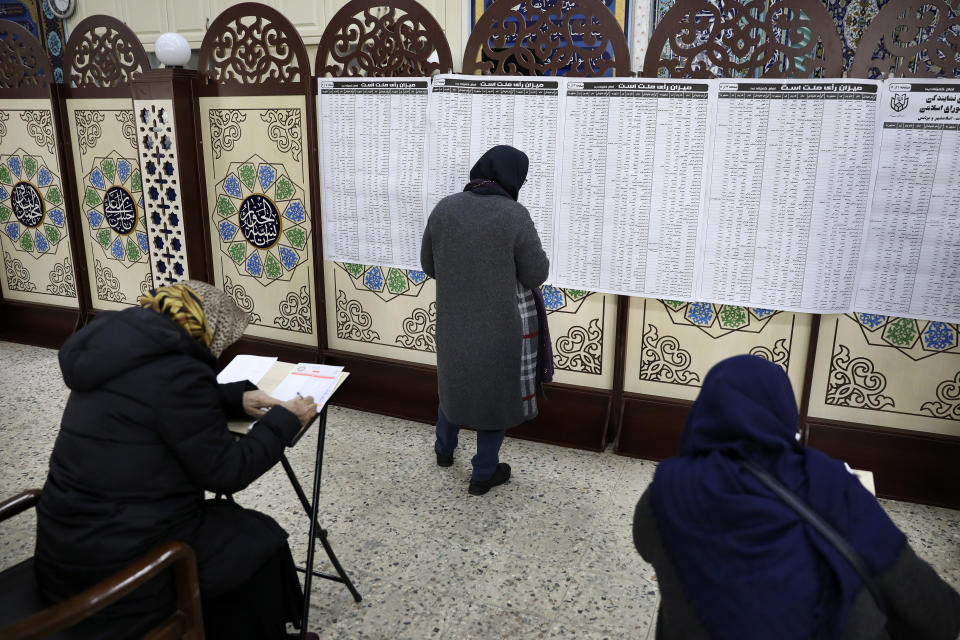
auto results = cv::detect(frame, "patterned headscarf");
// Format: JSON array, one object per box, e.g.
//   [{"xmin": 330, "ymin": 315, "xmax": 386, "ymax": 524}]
[{"xmin": 138, "ymin": 279, "xmax": 248, "ymax": 357}]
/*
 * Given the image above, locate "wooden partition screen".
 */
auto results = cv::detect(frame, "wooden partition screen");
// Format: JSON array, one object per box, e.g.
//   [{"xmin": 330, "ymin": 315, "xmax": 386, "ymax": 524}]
[
  {"xmin": 804, "ymin": 0, "xmax": 960, "ymax": 507},
  {"xmin": 62, "ymin": 16, "xmax": 152, "ymax": 316},
  {"xmin": 198, "ymin": 3, "xmax": 322, "ymax": 365},
  {"xmin": 314, "ymin": 0, "xmax": 453, "ymax": 422},
  {"xmin": 616, "ymin": 0, "xmax": 843, "ymax": 461},
  {"xmin": 0, "ymin": 20, "xmax": 83, "ymax": 347}
]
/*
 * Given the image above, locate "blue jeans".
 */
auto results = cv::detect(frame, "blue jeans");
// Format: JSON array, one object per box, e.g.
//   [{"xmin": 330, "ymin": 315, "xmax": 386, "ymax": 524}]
[{"xmin": 435, "ymin": 406, "xmax": 506, "ymax": 481}]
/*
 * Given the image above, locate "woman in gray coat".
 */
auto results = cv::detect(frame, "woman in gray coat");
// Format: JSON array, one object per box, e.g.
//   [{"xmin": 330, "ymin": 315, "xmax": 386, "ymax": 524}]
[{"xmin": 420, "ymin": 145, "xmax": 549, "ymax": 495}]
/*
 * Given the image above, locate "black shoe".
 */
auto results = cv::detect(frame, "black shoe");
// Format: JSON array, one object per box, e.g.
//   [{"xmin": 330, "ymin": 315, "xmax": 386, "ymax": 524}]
[
  {"xmin": 468, "ymin": 463, "xmax": 511, "ymax": 496},
  {"xmin": 435, "ymin": 443, "xmax": 453, "ymax": 467}
]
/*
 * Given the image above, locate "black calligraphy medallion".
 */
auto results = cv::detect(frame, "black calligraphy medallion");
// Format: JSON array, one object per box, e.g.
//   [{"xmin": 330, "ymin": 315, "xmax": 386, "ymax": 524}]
[
  {"xmin": 11, "ymin": 182, "xmax": 45, "ymax": 228},
  {"xmin": 237, "ymin": 194, "xmax": 281, "ymax": 249},
  {"xmin": 103, "ymin": 186, "xmax": 138, "ymax": 235}
]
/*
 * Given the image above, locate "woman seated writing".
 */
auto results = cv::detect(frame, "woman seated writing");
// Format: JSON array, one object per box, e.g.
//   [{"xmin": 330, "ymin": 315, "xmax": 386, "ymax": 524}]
[{"xmin": 35, "ymin": 280, "xmax": 317, "ymax": 639}]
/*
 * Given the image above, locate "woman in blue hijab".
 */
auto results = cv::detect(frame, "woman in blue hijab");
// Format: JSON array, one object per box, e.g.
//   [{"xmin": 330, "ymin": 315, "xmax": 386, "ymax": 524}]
[{"xmin": 633, "ymin": 355, "xmax": 959, "ymax": 640}]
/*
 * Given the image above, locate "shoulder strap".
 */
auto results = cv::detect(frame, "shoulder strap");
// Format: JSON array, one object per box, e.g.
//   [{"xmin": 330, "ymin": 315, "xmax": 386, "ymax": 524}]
[{"xmin": 738, "ymin": 458, "xmax": 889, "ymax": 615}]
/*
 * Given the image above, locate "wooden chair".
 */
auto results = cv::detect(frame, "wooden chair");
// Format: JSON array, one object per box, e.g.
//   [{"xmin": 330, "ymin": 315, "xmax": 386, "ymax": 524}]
[
  {"xmin": 0, "ymin": 490, "xmax": 204, "ymax": 640},
  {"xmin": 850, "ymin": 0, "xmax": 960, "ymax": 79}
]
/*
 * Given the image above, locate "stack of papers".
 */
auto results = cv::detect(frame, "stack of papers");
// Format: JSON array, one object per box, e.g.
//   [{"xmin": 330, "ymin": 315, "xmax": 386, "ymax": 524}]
[
  {"xmin": 271, "ymin": 363, "xmax": 345, "ymax": 410},
  {"xmin": 216, "ymin": 355, "xmax": 277, "ymax": 385}
]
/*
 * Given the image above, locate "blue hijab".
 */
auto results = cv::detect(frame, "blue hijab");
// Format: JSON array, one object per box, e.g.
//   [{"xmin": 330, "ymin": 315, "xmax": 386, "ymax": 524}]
[{"xmin": 651, "ymin": 355, "xmax": 905, "ymax": 640}]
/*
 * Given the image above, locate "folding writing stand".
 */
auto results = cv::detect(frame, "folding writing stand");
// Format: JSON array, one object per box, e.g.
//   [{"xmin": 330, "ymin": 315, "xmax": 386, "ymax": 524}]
[{"xmin": 227, "ymin": 364, "xmax": 361, "ymax": 640}]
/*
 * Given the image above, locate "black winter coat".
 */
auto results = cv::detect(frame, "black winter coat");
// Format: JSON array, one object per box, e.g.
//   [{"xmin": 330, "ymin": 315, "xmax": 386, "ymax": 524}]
[{"xmin": 35, "ymin": 306, "xmax": 301, "ymax": 616}]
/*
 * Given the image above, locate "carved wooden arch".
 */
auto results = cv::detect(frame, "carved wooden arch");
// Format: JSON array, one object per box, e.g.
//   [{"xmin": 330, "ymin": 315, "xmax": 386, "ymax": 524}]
[
  {"xmin": 643, "ymin": 0, "xmax": 843, "ymax": 78},
  {"xmin": 316, "ymin": 0, "xmax": 453, "ymax": 77},
  {"xmin": 850, "ymin": 0, "xmax": 960, "ymax": 78},
  {"xmin": 65, "ymin": 15, "xmax": 150, "ymax": 88},
  {"xmin": 463, "ymin": 0, "xmax": 631, "ymax": 76},
  {"xmin": 0, "ymin": 19, "xmax": 53, "ymax": 90},
  {"xmin": 198, "ymin": 2, "xmax": 309, "ymax": 89}
]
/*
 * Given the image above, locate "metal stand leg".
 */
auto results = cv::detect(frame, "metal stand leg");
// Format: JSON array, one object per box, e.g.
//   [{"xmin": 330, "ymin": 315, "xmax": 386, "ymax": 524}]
[{"xmin": 281, "ymin": 407, "xmax": 362, "ymax": 640}]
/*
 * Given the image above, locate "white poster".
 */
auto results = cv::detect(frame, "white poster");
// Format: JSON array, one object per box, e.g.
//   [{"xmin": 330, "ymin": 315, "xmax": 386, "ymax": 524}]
[
  {"xmin": 855, "ymin": 78, "xmax": 960, "ymax": 324},
  {"xmin": 697, "ymin": 79, "xmax": 881, "ymax": 314},
  {"xmin": 317, "ymin": 78, "xmax": 429, "ymax": 270},
  {"xmin": 555, "ymin": 79, "xmax": 711, "ymax": 299}
]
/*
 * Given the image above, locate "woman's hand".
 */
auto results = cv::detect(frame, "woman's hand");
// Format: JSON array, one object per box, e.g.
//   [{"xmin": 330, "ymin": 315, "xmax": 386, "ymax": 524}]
[
  {"xmin": 242, "ymin": 390, "xmax": 280, "ymax": 418},
  {"xmin": 279, "ymin": 395, "xmax": 318, "ymax": 428}
]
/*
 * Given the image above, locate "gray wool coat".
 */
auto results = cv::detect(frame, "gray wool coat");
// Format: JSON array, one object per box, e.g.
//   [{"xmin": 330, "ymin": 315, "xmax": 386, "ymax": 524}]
[{"xmin": 420, "ymin": 191, "xmax": 549, "ymax": 430}]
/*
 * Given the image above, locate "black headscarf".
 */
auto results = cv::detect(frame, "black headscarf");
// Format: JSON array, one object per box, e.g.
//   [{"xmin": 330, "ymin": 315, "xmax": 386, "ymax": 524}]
[{"xmin": 464, "ymin": 145, "xmax": 529, "ymax": 201}]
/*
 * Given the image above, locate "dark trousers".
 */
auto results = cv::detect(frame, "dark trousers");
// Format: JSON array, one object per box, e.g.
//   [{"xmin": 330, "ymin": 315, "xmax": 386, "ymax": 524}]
[{"xmin": 435, "ymin": 406, "xmax": 506, "ymax": 481}]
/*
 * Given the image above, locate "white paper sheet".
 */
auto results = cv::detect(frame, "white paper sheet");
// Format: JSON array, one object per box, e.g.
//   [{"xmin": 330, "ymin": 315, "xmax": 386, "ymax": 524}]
[
  {"xmin": 855, "ymin": 79, "xmax": 960, "ymax": 323},
  {"xmin": 270, "ymin": 363, "xmax": 345, "ymax": 410},
  {"xmin": 425, "ymin": 75, "xmax": 564, "ymax": 270},
  {"xmin": 555, "ymin": 79, "xmax": 712, "ymax": 298},
  {"xmin": 317, "ymin": 78, "xmax": 429, "ymax": 270},
  {"xmin": 697, "ymin": 79, "xmax": 881, "ymax": 314},
  {"xmin": 216, "ymin": 355, "xmax": 277, "ymax": 385}
]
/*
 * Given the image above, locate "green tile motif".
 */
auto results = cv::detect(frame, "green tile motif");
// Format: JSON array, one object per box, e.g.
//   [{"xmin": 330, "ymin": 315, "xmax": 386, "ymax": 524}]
[
  {"xmin": 0, "ymin": 205, "xmax": 10, "ymax": 222},
  {"xmin": 663, "ymin": 299, "xmax": 687, "ymax": 311},
  {"xmin": 131, "ymin": 170, "xmax": 141, "ymax": 192},
  {"xmin": 285, "ymin": 227, "xmax": 306, "ymax": 249},
  {"xmin": 97, "ymin": 228, "xmax": 111, "ymax": 247},
  {"xmin": 264, "ymin": 253, "xmax": 282, "ymax": 279},
  {"xmin": 217, "ymin": 196, "xmax": 235, "ymax": 217},
  {"xmin": 85, "ymin": 187, "xmax": 101, "ymax": 207},
  {"xmin": 275, "ymin": 177, "xmax": 293, "ymax": 201},
  {"xmin": 44, "ymin": 224, "xmax": 59, "ymax": 245},
  {"xmin": 883, "ymin": 317, "xmax": 918, "ymax": 347},
  {"xmin": 0, "ymin": 165, "xmax": 10, "ymax": 184},
  {"xmin": 386, "ymin": 268, "xmax": 408, "ymax": 294},
  {"xmin": 126, "ymin": 237, "xmax": 140, "ymax": 262},
  {"xmin": 344, "ymin": 263, "xmax": 365, "ymax": 277},
  {"xmin": 101, "ymin": 158, "xmax": 115, "ymax": 183},
  {"xmin": 23, "ymin": 156, "xmax": 37, "ymax": 178},
  {"xmin": 566, "ymin": 289, "xmax": 588, "ymax": 300},
  {"xmin": 228, "ymin": 242, "xmax": 246, "ymax": 263},
  {"xmin": 20, "ymin": 231, "xmax": 33, "ymax": 251},
  {"xmin": 718, "ymin": 305, "xmax": 748, "ymax": 329},
  {"xmin": 239, "ymin": 164, "xmax": 256, "ymax": 191},
  {"xmin": 46, "ymin": 187, "xmax": 62, "ymax": 205}
]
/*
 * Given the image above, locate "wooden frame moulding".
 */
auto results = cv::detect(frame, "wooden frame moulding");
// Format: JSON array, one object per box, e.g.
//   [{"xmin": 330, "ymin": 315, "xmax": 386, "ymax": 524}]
[{"xmin": 0, "ymin": 20, "xmax": 84, "ymax": 348}]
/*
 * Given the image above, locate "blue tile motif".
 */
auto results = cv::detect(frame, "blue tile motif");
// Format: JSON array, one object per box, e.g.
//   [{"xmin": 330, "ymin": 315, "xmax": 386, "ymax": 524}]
[
  {"xmin": 138, "ymin": 197, "xmax": 144, "ymax": 209},
  {"xmin": 283, "ymin": 201, "xmax": 305, "ymax": 223},
  {"xmin": 90, "ymin": 169, "xmax": 106, "ymax": 190},
  {"xmin": 258, "ymin": 165, "xmax": 276, "ymax": 191},
  {"xmin": 5, "ymin": 222, "xmax": 19, "ymax": 239},
  {"xmin": 686, "ymin": 302, "xmax": 715, "ymax": 326},
  {"xmin": 922, "ymin": 322, "xmax": 956, "ymax": 350},
  {"xmin": 224, "ymin": 175, "xmax": 242, "ymax": 198},
  {"xmin": 407, "ymin": 270, "xmax": 427, "ymax": 284},
  {"xmin": 47, "ymin": 32, "xmax": 62, "ymax": 56},
  {"xmin": 246, "ymin": 252, "xmax": 263, "ymax": 276},
  {"xmin": 0, "ymin": 187, "xmax": 7, "ymax": 201},
  {"xmin": 279, "ymin": 247, "xmax": 298, "ymax": 270},
  {"xmin": 117, "ymin": 160, "xmax": 131, "ymax": 184},
  {"xmin": 8, "ymin": 157, "xmax": 21, "ymax": 177},
  {"xmin": 218, "ymin": 220, "xmax": 239, "ymax": 242},
  {"xmin": 541, "ymin": 285, "xmax": 564, "ymax": 310},
  {"xmin": 364, "ymin": 266, "xmax": 384, "ymax": 291},
  {"xmin": 48, "ymin": 209, "xmax": 64, "ymax": 226},
  {"xmin": 857, "ymin": 313, "xmax": 886, "ymax": 330},
  {"xmin": 35, "ymin": 232, "xmax": 49, "ymax": 252},
  {"xmin": 111, "ymin": 237, "xmax": 125, "ymax": 259},
  {"xmin": 38, "ymin": 167, "xmax": 52, "ymax": 187},
  {"xmin": 751, "ymin": 308, "xmax": 776, "ymax": 319},
  {"xmin": 137, "ymin": 232, "xmax": 149, "ymax": 253},
  {"xmin": 88, "ymin": 210, "xmax": 103, "ymax": 227}
]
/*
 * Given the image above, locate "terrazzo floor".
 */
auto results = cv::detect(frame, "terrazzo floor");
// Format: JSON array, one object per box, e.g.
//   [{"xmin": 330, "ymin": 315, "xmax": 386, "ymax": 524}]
[{"xmin": 1, "ymin": 340, "xmax": 958, "ymax": 639}]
